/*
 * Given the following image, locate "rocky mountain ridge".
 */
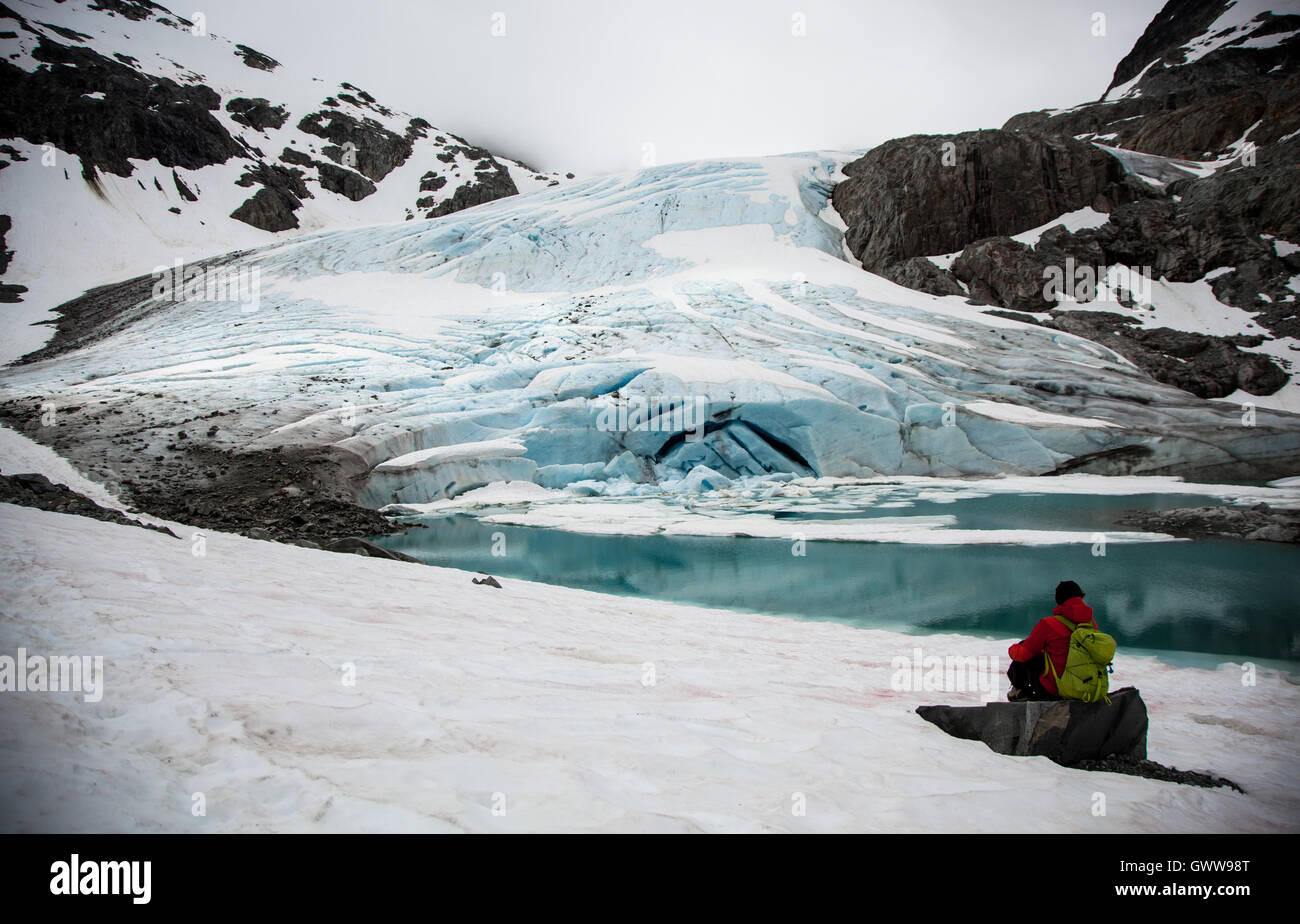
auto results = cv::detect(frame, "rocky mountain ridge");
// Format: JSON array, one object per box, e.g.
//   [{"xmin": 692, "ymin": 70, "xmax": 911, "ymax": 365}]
[
  {"xmin": 0, "ymin": 0, "xmax": 570, "ymax": 356},
  {"xmin": 832, "ymin": 0, "xmax": 1300, "ymax": 404}
]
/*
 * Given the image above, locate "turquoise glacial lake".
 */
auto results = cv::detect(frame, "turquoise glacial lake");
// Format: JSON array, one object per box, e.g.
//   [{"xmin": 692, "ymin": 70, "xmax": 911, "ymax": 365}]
[{"xmin": 373, "ymin": 491, "xmax": 1300, "ymax": 666}]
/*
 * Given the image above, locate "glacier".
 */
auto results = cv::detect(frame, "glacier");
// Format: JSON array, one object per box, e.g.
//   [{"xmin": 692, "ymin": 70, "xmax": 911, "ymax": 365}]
[{"xmin": 3, "ymin": 152, "xmax": 1298, "ymax": 508}]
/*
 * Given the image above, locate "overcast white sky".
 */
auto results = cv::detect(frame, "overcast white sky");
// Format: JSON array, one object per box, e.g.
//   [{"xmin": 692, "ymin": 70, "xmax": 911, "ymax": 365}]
[{"xmin": 195, "ymin": 0, "xmax": 1168, "ymax": 176}]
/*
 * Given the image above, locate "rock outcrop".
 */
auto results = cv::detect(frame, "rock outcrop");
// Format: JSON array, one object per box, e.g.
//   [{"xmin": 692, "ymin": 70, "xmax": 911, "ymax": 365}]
[
  {"xmin": 229, "ymin": 185, "xmax": 300, "ymax": 232},
  {"xmin": 832, "ymin": 0, "xmax": 1300, "ymax": 401},
  {"xmin": 945, "ymin": 140, "xmax": 1300, "ymax": 333},
  {"xmin": 950, "ymin": 237, "xmax": 1057, "ymax": 312},
  {"xmin": 295, "ymin": 108, "xmax": 419, "ymax": 183},
  {"xmin": 0, "ymin": 212, "xmax": 24, "ymax": 302},
  {"xmin": 230, "ymin": 161, "xmax": 312, "ymax": 226},
  {"xmin": 832, "ymin": 130, "xmax": 1140, "ymax": 276},
  {"xmin": 0, "ymin": 29, "xmax": 243, "ymax": 180},
  {"xmin": 421, "ymin": 160, "xmax": 519, "ymax": 218},
  {"xmin": 0, "ymin": 0, "xmax": 563, "ymax": 305},
  {"xmin": 0, "ymin": 471, "xmax": 177, "ymax": 536},
  {"xmin": 315, "ymin": 161, "xmax": 376, "ymax": 202},
  {"xmin": 225, "ymin": 97, "xmax": 288, "ymax": 132},
  {"xmin": 1020, "ymin": 310, "xmax": 1288, "ymax": 399},
  {"xmin": 1118, "ymin": 502, "xmax": 1300, "ymax": 543},
  {"xmin": 416, "ymin": 136, "xmax": 522, "ymax": 219},
  {"xmin": 1005, "ymin": 2, "xmax": 1300, "ymax": 160},
  {"xmin": 233, "ymin": 43, "xmax": 278, "ymax": 72}
]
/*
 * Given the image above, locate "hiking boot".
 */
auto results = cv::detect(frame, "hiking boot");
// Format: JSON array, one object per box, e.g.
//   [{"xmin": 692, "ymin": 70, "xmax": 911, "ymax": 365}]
[{"xmin": 1006, "ymin": 686, "xmax": 1031, "ymax": 702}]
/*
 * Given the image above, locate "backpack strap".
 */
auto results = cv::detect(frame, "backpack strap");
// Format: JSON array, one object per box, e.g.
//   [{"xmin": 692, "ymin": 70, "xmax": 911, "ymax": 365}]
[
  {"xmin": 1043, "ymin": 650, "xmax": 1061, "ymax": 684},
  {"xmin": 1043, "ymin": 616, "xmax": 1078, "ymax": 684}
]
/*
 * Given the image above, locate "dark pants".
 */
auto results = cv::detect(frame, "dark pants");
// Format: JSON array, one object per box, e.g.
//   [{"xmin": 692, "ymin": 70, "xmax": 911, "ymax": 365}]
[{"xmin": 1007, "ymin": 653, "xmax": 1058, "ymax": 700}]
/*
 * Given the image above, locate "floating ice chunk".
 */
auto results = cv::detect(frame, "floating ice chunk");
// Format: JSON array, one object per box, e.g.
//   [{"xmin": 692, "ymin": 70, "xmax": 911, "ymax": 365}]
[
  {"xmin": 565, "ymin": 480, "xmax": 607, "ymax": 497},
  {"xmin": 601, "ymin": 478, "xmax": 645, "ymax": 497},
  {"xmin": 474, "ymin": 499, "xmax": 1176, "ymax": 545},
  {"xmin": 604, "ymin": 450, "xmax": 651, "ymax": 482},
  {"xmin": 679, "ymin": 465, "xmax": 733, "ymax": 493},
  {"xmin": 537, "ymin": 462, "xmax": 607, "ymax": 488}
]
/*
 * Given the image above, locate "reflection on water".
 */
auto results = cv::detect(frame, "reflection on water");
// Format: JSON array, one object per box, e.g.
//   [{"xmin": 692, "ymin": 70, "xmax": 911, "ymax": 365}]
[{"xmin": 373, "ymin": 494, "xmax": 1300, "ymax": 663}]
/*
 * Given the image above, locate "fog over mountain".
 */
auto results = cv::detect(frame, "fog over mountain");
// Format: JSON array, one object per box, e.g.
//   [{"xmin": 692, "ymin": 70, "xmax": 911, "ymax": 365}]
[{"xmin": 191, "ymin": 0, "xmax": 1169, "ymax": 175}]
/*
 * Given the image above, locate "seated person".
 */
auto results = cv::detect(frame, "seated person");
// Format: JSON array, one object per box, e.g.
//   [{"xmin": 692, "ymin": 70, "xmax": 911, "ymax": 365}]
[{"xmin": 1007, "ymin": 580, "xmax": 1096, "ymax": 702}]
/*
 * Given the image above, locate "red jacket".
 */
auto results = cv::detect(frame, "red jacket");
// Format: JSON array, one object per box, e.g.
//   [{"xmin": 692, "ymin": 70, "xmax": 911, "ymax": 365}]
[{"xmin": 1008, "ymin": 596, "xmax": 1096, "ymax": 696}]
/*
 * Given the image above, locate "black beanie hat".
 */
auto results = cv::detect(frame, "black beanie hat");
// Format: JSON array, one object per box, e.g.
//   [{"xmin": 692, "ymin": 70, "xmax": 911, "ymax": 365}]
[{"xmin": 1055, "ymin": 580, "xmax": 1085, "ymax": 605}]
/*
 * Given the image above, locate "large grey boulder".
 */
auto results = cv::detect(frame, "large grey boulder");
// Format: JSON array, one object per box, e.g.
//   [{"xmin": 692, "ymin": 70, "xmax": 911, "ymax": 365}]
[
  {"xmin": 950, "ymin": 237, "xmax": 1056, "ymax": 312},
  {"xmin": 916, "ymin": 687, "xmax": 1148, "ymax": 764}
]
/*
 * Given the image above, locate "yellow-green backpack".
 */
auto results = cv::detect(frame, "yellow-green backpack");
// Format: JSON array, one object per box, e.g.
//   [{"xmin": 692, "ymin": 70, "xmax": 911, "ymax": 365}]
[{"xmin": 1044, "ymin": 615, "xmax": 1116, "ymax": 705}]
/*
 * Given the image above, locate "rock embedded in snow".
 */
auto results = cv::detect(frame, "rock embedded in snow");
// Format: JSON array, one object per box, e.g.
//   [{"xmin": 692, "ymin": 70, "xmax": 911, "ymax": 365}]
[
  {"xmin": 323, "ymin": 536, "xmax": 420, "ymax": 562},
  {"xmin": 233, "ymin": 43, "xmax": 279, "ymax": 72},
  {"xmin": 917, "ymin": 687, "xmax": 1150, "ymax": 764},
  {"xmin": 0, "ymin": 26, "xmax": 242, "ymax": 181},
  {"xmin": 0, "ymin": 471, "xmax": 176, "ymax": 536},
  {"xmin": 879, "ymin": 255, "xmax": 966, "ymax": 298},
  {"xmin": 224, "ymin": 97, "xmax": 288, "ymax": 132},
  {"xmin": 951, "ymin": 236, "xmax": 1059, "ymax": 312},
  {"xmin": 1040, "ymin": 311, "xmax": 1288, "ymax": 399}
]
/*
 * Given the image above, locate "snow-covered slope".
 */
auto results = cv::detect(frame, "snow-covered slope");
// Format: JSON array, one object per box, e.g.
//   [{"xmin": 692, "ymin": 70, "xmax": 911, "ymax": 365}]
[
  {"xmin": 1, "ymin": 495, "xmax": 1296, "ymax": 833},
  {"xmin": 2, "ymin": 153, "xmax": 1298, "ymax": 511},
  {"xmin": 0, "ymin": 0, "xmax": 569, "ymax": 360}
]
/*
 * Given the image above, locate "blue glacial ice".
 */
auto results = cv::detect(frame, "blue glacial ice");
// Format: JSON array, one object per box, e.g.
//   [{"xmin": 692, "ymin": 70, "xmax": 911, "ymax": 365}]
[{"xmin": 3, "ymin": 153, "xmax": 1298, "ymax": 506}]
